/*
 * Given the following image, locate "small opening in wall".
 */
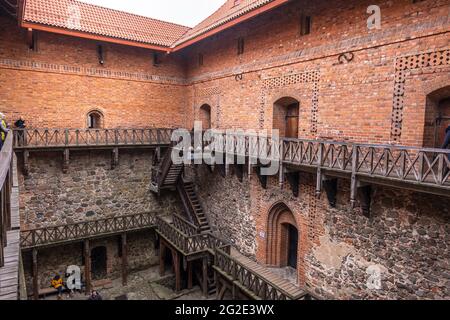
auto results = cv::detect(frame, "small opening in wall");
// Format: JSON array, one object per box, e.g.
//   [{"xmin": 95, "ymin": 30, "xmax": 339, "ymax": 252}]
[
  {"xmin": 300, "ymin": 14, "xmax": 312, "ymax": 36},
  {"xmin": 87, "ymin": 110, "xmax": 104, "ymax": 129},
  {"xmin": 153, "ymin": 52, "xmax": 160, "ymax": 66},
  {"xmin": 198, "ymin": 53, "xmax": 204, "ymax": 67},
  {"xmin": 237, "ymin": 37, "xmax": 245, "ymax": 55},
  {"xmin": 97, "ymin": 44, "xmax": 105, "ymax": 65}
]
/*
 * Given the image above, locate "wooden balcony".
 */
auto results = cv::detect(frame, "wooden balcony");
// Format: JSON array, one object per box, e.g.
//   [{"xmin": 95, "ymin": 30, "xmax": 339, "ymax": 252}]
[
  {"xmin": 20, "ymin": 212, "xmax": 157, "ymax": 250},
  {"xmin": 12, "ymin": 128, "xmax": 174, "ymax": 151}
]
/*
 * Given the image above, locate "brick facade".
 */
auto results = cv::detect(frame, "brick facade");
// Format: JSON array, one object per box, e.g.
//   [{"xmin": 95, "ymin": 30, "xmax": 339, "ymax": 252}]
[{"xmin": 1, "ymin": 0, "xmax": 450, "ymax": 300}]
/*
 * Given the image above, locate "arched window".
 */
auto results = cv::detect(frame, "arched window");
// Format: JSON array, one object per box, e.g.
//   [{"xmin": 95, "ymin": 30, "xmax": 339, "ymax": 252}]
[
  {"xmin": 423, "ymin": 86, "xmax": 450, "ymax": 148},
  {"xmin": 199, "ymin": 104, "xmax": 212, "ymax": 130},
  {"xmin": 273, "ymin": 97, "xmax": 300, "ymax": 138},
  {"xmin": 87, "ymin": 110, "xmax": 104, "ymax": 129}
]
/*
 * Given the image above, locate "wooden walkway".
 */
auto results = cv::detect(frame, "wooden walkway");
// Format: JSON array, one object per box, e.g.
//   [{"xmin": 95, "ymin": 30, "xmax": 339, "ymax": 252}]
[
  {"xmin": 230, "ymin": 248, "xmax": 306, "ymax": 299},
  {"xmin": 0, "ymin": 155, "xmax": 20, "ymax": 300}
]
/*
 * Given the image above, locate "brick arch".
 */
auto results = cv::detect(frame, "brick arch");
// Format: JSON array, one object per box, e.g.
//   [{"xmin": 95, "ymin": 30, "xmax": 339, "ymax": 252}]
[
  {"xmin": 269, "ymin": 90, "xmax": 303, "ymax": 107},
  {"xmin": 266, "ymin": 202, "xmax": 299, "ymax": 267},
  {"xmin": 195, "ymin": 102, "xmax": 215, "ymax": 129}
]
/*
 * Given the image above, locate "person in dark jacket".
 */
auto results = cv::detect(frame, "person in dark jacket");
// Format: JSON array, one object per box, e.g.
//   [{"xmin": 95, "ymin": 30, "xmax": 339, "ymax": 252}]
[{"xmin": 442, "ymin": 125, "xmax": 450, "ymax": 163}]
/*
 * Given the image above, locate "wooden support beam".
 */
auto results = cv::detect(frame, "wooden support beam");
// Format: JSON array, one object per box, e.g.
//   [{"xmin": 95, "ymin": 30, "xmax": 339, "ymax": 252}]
[
  {"xmin": 159, "ymin": 240, "xmax": 165, "ymax": 277},
  {"xmin": 323, "ymin": 178, "xmax": 338, "ymax": 207},
  {"xmin": 84, "ymin": 239, "xmax": 91, "ymax": 294},
  {"xmin": 62, "ymin": 149, "xmax": 70, "ymax": 173},
  {"xmin": 112, "ymin": 148, "xmax": 119, "ymax": 169},
  {"xmin": 174, "ymin": 250, "xmax": 181, "ymax": 293},
  {"xmin": 286, "ymin": 171, "xmax": 300, "ymax": 197},
  {"xmin": 217, "ymin": 280, "xmax": 227, "ymax": 300},
  {"xmin": 23, "ymin": 150, "xmax": 29, "ymax": 176},
  {"xmin": 187, "ymin": 261, "xmax": 193, "ymax": 290},
  {"xmin": 202, "ymin": 256, "xmax": 208, "ymax": 297},
  {"xmin": 32, "ymin": 248, "xmax": 38, "ymax": 300},
  {"xmin": 121, "ymin": 233, "xmax": 128, "ymax": 286}
]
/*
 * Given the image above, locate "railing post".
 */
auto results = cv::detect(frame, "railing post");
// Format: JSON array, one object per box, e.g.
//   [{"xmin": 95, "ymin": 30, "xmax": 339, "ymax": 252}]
[
  {"xmin": 437, "ymin": 154, "xmax": 445, "ymax": 185},
  {"xmin": 350, "ymin": 144, "xmax": 359, "ymax": 208},
  {"xmin": 65, "ymin": 129, "xmax": 69, "ymax": 146},
  {"xmin": 316, "ymin": 142, "xmax": 324, "ymax": 197}
]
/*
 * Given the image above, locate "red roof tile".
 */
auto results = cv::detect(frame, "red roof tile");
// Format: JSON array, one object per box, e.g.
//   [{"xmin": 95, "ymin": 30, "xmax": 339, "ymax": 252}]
[
  {"xmin": 173, "ymin": 0, "xmax": 278, "ymax": 47},
  {"xmin": 22, "ymin": 0, "xmax": 190, "ymax": 47}
]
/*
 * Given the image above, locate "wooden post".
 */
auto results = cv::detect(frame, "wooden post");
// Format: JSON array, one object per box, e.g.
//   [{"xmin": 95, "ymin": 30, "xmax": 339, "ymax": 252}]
[
  {"xmin": 121, "ymin": 233, "xmax": 128, "ymax": 286},
  {"xmin": 32, "ymin": 248, "xmax": 38, "ymax": 300},
  {"xmin": 187, "ymin": 261, "xmax": 193, "ymax": 290},
  {"xmin": 202, "ymin": 256, "xmax": 208, "ymax": 297},
  {"xmin": 174, "ymin": 250, "xmax": 181, "ymax": 293},
  {"xmin": 84, "ymin": 239, "xmax": 91, "ymax": 294},
  {"xmin": 159, "ymin": 241, "xmax": 165, "ymax": 277}
]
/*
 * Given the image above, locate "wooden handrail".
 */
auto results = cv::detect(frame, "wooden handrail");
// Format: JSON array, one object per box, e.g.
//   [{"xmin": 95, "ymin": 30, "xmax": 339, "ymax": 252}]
[
  {"xmin": 0, "ymin": 133, "xmax": 13, "ymax": 267},
  {"xmin": 20, "ymin": 212, "xmax": 157, "ymax": 249}
]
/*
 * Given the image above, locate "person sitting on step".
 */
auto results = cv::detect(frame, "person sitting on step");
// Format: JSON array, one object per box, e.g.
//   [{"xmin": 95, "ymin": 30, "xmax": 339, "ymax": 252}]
[{"xmin": 51, "ymin": 275, "xmax": 65, "ymax": 300}]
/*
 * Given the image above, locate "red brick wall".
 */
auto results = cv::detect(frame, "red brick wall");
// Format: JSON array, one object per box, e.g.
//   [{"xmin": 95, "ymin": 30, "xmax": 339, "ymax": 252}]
[
  {"xmin": 183, "ymin": 0, "xmax": 450, "ymax": 146},
  {"xmin": 0, "ymin": 12, "xmax": 188, "ymax": 129}
]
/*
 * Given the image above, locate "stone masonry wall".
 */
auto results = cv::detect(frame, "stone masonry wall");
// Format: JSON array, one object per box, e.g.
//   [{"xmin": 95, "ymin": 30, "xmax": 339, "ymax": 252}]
[
  {"xmin": 23, "ymin": 230, "xmax": 158, "ymax": 293},
  {"xmin": 18, "ymin": 149, "xmax": 181, "ymax": 229},
  {"xmin": 192, "ymin": 166, "xmax": 450, "ymax": 300}
]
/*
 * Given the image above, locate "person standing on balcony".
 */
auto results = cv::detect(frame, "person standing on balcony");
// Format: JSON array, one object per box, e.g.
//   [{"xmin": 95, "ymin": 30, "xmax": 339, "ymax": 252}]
[
  {"xmin": 442, "ymin": 125, "xmax": 450, "ymax": 164},
  {"xmin": 0, "ymin": 112, "xmax": 10, "ymax": 150}
]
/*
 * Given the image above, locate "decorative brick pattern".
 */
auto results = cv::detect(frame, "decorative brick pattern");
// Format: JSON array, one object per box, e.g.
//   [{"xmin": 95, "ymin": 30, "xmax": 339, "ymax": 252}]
[{"xmin": 391, "ymin": 48, "xmax": 450, "ymax": 141}]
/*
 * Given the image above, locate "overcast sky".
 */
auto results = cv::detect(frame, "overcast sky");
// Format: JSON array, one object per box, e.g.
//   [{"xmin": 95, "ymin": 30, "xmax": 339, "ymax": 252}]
[{"xmin": 79, "ymin": 0, "xmax": 225, "ymax": 27}]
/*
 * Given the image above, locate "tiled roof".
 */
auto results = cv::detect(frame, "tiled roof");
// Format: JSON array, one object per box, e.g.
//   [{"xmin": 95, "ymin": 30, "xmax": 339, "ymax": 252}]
[
  {"xmin": 20, "ymin": 0, "xmax": 283, "ymax": 50},
  {"xmin": 173, "ymin": 0, "xmax": 277, "ymax": 47},
  {"xmin": 22, "ymin": 0, "xmax": 190, "ymax": 47}
]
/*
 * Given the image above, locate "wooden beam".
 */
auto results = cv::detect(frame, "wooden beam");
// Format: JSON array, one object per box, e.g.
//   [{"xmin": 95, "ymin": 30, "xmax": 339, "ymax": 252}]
[
  {"xmin": 62, "ymin": 149, "xmax": 69, "ymax": 173},
  {"xmin": 174, "ymin": 250, "xmax": 181, "ymax": 293},
  {"xmin": 121, "ymin": 233, "xmax": 128, "ymax": 286},
  {"xmin": 202, "ymin": 256, "xmax": 208, "ymax": 297},
  {"xmin": 32, "ymin": 248, "xmax": 38, "ymax": 300},
  {"xmin": 112, "ymin": 148, "xmax": 119, "ymax": 169},
  {"xmin": 84, "ymin": 239, "xmax": 91, "ymax": 294},
  {"xmin": 159, "ymin": 240, "xmax": 165, "ymax": 277},
  {"xmin": 187, "ymin": 261, "xmax": 193, "ymax": 290}
]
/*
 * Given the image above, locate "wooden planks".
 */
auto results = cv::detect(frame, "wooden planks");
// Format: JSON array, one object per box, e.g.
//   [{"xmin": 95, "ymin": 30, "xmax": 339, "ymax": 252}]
[
  {"xmin": 0, "ymin": 155, "xmax": 20, "ymax": 300},
  {"xmin": 230, "ymin": 248, "xmax": 305, "ymax": 299}
]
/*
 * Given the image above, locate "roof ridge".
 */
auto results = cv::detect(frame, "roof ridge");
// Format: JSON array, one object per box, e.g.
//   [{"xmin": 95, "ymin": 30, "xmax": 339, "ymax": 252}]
[{"xmin": 73, "ymin": 0, "xmax": 191, "ymax": 30}]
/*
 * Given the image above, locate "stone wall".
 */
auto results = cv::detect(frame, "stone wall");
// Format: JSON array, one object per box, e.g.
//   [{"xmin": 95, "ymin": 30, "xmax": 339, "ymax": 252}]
[
  {"xmin": 23, "ymin": 230, "xmax": 158, "ymax": 292},
  {"xmin": 192, "ymin": 166, "xmax": 450, "ymax": 300},
  {"xmin": 18, "ymin": 149, "xmax": 181, "ymax": 229}
]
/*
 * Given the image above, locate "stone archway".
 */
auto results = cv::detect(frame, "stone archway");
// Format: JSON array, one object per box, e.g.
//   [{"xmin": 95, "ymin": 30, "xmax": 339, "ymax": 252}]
[{"xmin": 266, "ymin": 202, "xmax": 299, "ymax": 269}]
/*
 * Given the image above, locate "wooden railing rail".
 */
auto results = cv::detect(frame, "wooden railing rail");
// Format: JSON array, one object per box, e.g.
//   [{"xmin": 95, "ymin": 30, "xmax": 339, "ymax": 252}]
[
  {"xmin": 20, "ymin": 212, "xmax": 156, "ymax": 249},
  {"xmin": 0, "ymin": 133, "xmax": 13, "ymax": 267},
  {"xmin": 13, "ymin": 128, "xmax": 174, "ymax": 149},
  {"xmin": 214, "ymin": 248, "xmax": 306, "ymax": 300}
]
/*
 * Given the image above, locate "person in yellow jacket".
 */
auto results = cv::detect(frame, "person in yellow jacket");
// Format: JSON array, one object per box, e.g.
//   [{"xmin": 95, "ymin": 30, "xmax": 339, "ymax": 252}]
[
  {"xmin": 0, "ymin": 112, "xmax": 9, "ymax": 150},
  {"xmin": 51, "ymin": 275, "xmax": 65, "ymax": 300}
]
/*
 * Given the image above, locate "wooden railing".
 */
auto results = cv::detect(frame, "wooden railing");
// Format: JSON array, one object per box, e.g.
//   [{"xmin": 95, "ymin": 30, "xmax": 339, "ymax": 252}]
[
  {"xmin": 214, "ymin": 248, "xmax": 308, "ymax": 301},
  {"xmin": 155, "ymin": 215, "xmax": 230, "ymax": 256},
  {"xmin": 0, "ymin": 134, "xmax": 13, "ymax": 267},
  {"xmin": 176, "ymin": 181, "xmax": 202, "ymax": 227},
  {"xmin": 20, "ymin": 212, "xmax": 157, "ymax": 249},
  {"xmin": 209, "ymin": 132, "xmax": 450, "ymax": 191},
  {"xmin": 13, "ymin": 128, "xmax": 174, "ymax": 149}
]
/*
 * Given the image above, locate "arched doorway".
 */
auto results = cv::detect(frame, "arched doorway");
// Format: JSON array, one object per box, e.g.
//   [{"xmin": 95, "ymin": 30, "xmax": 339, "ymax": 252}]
[
  {"xmin": 87, "ymin": 110, "xmax": 104, "ymax": 129},
  {"xmin": 266, "ymin": 202, "xmax": 299, "ymax": 270},
  {"xmin": 273, "ymin": 97, "xmax": 300, "ymax": 138},
  {"xmin": 91, "ymin": 246, "xmax": 107, "ymax": 280},
  {"xmin": 423, "ymin": 86, "xmax": 450, "ymax": 148},
  {"xmin": 199, "ymin": 104, "xmax": 212, "ymax": 130}
]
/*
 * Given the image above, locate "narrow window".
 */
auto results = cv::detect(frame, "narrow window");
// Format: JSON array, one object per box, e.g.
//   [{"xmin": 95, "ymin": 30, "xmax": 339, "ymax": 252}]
[
  {"xmin": 153, "ymin": 52, "xmax": 160, "ymax": 66},
  {"xmin": 198, "ymin": 53, "xmax": 204, "ymax": 67},
  {"xmin": 300, "ymin": 14, "xmax": 312, "ymax": 36},
  {"xmin": 87, "ymin": 111, "xmax": 103, "ymax": 129},
  {"xmin": 29, "ymin": 31, "xmax": 38, "ymax": 51},
  {"xmin": 97, "ymin": 44, "xmax": 105, "ymax": 65},
  {"xmin": 237, "ymin": 37, "xmax": 245, "ymax": 55}
]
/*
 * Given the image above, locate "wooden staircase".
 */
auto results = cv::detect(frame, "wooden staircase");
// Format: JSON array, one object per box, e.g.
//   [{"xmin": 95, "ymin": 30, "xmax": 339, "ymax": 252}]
[
  {"xmin": 177, "ymin": 181, "xmax": 211, "ymax": 234},
  {"xmin": 150, "ymin": 146, "xmax": 183, "ymax": 194}
]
